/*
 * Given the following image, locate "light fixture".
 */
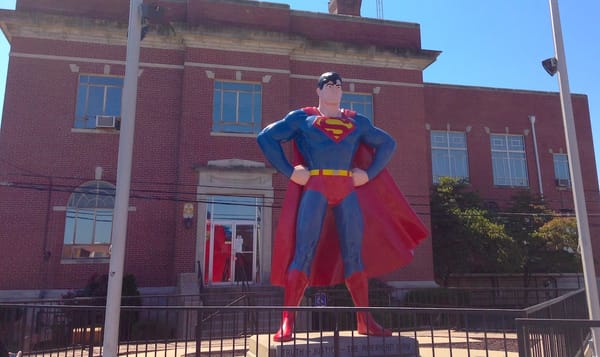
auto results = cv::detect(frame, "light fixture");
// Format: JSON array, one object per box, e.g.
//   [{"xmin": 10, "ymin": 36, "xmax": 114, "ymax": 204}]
[
  {"xmin": 542, "ymin": 57, "xmax": 558, "ymax": 76},
  {"xmin": 140, "ymin": 3, "xmax": 167, "ymax": 40},
  {"xmin": 183, "ymin": 202, "xmax": 194, "ymax": 229},
  {"xmin": 141, "ymin": 3, "xmax": 164, "ymax": 21}
]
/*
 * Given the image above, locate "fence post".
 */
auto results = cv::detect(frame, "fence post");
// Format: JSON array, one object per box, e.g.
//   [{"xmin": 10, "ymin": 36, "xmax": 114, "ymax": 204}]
[
  {"xmin": 333, "ymin": 310, "xmax": 340, "ymax": 357},
  {"xmin": 195, "ymin": 308, "xmax": 202, "ymax": 357},
  {"xmin": 515, "ymin": 318, "xmax": 529, "ymax": 357}
]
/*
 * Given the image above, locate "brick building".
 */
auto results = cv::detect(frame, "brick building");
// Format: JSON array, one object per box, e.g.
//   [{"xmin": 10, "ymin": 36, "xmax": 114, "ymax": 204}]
[{"xmin": 0, "ymin": 0, "xmax": 597, "ymax": 299}]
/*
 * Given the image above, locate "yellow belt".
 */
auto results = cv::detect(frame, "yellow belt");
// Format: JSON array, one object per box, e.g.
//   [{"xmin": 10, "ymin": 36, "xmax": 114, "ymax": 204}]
[{"xmin": 309, "ymin": 169, "xmax": 352, "ymax": 177}]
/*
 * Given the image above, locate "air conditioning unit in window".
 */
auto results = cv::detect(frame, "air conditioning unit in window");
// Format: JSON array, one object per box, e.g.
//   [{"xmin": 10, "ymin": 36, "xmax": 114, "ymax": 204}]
[
  {"xmin": 95, "ymin": 115, "xmax": 120, "ymax": 129},
  {"xmin": 556, "ymin": 178, "xmax": 571, "ymax": 187}
]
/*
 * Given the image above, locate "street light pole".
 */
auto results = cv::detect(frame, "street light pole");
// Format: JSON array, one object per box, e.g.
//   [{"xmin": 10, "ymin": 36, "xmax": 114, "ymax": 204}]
[
  {"xmin": 102, "ymin": 0, "xmax": 142, "ymax": 355},
  {"xmin": 548, "ymin": 0, "xmax": 600, "ymax": 351}
]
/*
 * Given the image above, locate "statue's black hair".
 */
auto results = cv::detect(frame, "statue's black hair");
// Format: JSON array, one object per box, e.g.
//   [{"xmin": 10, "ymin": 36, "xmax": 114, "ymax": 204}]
[{"xmin": 317, "ymin": 72, "xmax": 343, "ymax": 89}]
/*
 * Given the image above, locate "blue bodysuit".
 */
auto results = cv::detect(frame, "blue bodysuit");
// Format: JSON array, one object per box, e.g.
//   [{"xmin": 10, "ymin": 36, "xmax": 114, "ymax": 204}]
[{"xmin": 257, "ymin": 107, "xmax": 396, "ymax": 278}]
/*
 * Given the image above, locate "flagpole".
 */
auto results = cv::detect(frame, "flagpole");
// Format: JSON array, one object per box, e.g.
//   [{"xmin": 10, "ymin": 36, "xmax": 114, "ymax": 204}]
[
  {"xmin": 548, "ymin": 0, "xmax": 600, "ymax": 352},
  {"xmin": 102, "ymin": 0, "xmax": 142, "ymax": 355}
]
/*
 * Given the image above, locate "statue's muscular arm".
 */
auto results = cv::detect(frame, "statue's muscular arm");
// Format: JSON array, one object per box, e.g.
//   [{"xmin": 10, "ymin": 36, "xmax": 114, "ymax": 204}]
[
  {"xmin": 257, "ymin": 110, "xmax": 310, "ymax": 185},
  {"xmin": 355, "ymin": 115, "xmax": 397, "ymax": 182}
]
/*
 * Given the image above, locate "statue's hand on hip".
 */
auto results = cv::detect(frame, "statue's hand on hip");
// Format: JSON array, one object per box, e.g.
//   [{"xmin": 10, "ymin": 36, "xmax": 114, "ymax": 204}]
[
  {"xmin": 352, "ymin": 168, "xmax": 369, "ymax": 187},
  {"xmin": 291, "ymin": 165, "xmax": 310, "ymax": 186}
]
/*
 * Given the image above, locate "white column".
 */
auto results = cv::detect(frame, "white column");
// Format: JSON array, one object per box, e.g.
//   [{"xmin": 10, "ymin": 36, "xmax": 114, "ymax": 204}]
[{"xmin": 102, "ymin": 0, "xmax": 142, "ymax": 355}]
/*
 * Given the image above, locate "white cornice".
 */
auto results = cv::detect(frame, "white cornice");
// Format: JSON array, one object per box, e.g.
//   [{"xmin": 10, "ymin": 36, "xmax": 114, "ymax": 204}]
[
  {"xmin": 290, "ymin": 44, "xmax": 438, "ymax": 71},
  {"xmin": 1, "ymin": 11, "xmax": 127, "ymax": 45},
  {"xmin": 177, "ymin": 23, "xmax": 301, "ymax": 56},
  {"xmin": 0, "ymin": 10, "xmax": 439, "ymax": 71},
  {"xmin": 184, "ymin": 61, "xmax": 289, "ymax": 74},
  {"xmin": 11, "ymin": 52, "xmax": 184, "ymax": 70}
]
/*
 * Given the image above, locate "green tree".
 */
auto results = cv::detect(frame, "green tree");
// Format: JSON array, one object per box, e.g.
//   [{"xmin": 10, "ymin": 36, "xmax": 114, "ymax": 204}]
[
  {"xmin": 533, "ymin": 216, "xmax": 582, "ymax": 273},
  {"xmin": 430, "ymin": 177, "xmax": 513, "ymax": 285},
  {"xmin": 501, "ymin": 191, "xmax": 555, "ymax": 286}
]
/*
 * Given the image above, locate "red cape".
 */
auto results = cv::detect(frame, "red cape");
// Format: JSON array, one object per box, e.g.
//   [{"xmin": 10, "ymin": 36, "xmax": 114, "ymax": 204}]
[{"xmin": 270, "ymin": 109, "xmax": 429, "ymax": 287}]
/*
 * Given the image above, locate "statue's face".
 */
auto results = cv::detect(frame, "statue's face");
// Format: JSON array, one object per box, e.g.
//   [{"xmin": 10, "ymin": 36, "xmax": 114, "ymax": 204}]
[{"xmin": 317, "ymin": 79, "xmax": 343, "ymax": 106}]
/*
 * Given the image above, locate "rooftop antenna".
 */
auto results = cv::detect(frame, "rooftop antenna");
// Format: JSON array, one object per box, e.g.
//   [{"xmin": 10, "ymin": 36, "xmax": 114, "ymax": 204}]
[{"xmin": 376, "ymin": 0, "xmax": 384, "ymax": 19}]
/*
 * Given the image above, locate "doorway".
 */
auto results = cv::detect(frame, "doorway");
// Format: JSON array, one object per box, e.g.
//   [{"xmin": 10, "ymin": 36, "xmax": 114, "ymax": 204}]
[{"xmin": 204, "ymin": 196, "xmax": 260, "ymax": 285}]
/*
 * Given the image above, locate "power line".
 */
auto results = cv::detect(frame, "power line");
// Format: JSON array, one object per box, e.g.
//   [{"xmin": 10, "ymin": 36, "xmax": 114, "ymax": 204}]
[
  {"xmin": 1, "ymin": 170, "xmax": 587, "ymax": 207},
  {"xmin": 2, "ymin": 179, "xmax": 588, "ymax": 220},
  {"xmin": 1, "ymin": 162, "xmax": 588, "ymax": 215}
]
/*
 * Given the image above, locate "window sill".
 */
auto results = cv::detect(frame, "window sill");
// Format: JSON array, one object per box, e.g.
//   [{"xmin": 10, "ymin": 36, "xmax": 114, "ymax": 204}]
[
  {"xmin": 493, "ymin": 185, "xmax": 530, "ymax": 189},
  {"xmin": 556, "ymin": 186, "xmax": 572, "ymax": 191},
  {"xmin": 71, "ymin": 128, "xmax": 120, "ymax": 134},
  {"xmin": 210, "ymin": 131, "xmax": 258, "ymax": 138},
  {"xmin": 61, "ymin": 257, "xmax": 110, "ymax": 264}
]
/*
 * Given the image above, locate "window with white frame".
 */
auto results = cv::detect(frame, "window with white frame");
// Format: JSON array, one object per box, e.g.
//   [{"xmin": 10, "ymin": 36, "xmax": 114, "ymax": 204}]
[
  {"xmin": 62, "ymin": 181, "xmax": 115, "ymax": 260},
  {"xmin": 430, "ymin": 131, "xmax": 469, "ymax": 183},
  {"xmin": 553, "ymin": 153, "xmax": 571, "ymax": 187},
  {"xmin": 212, "ymin": 81, "xmax": 262, "ymax": 134},
  {"xmin": 490, "ymin": 134, "xmax": 529, "ymax": 187},
  {"xmin": 74, "ymin": 75, "xmax": 123, "ymax": 129},
  {"xmin": 341, "ymin": 93, "xmax": 373, "ymax": 120}
]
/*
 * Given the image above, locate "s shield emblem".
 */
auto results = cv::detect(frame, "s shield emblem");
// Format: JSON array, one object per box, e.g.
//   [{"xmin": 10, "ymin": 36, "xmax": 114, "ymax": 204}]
[{"xmin": 314, "ymin": 117, "xmax": 355, "ymax": 143}]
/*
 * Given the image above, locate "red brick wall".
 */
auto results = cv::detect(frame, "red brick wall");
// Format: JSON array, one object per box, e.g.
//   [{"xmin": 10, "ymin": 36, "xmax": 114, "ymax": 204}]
[
  {"xmin": 16, "ymin": 0, "xmax": 421, "ymax": 49},
  {"xmin": 187, "ymin": 0, "xmax": 290, "ymax": 32},
  {"xmin": 16, "ymin": 0, "xmax": 131, "ymax": 22},
  {"xmin": 0, "ymin": 36, "xmax": 186, "ymax": 288},
  {"xmin": 2, "ymin": 0, "xmax": 598, "ymax": 293},
  {"xmin": 424, "ymin": 84, "xmax": 597, "ymax": 211},
  {"xmin": 290, "ymin": 13, "xmax": 422, "ymax": 49},
  {"xmin": 16, "ymin": 0, "xmax": 186, "ymax": 23},
  {"xmin": 424, "ymin": 83, "xmax": 600, "ymax": 278}
]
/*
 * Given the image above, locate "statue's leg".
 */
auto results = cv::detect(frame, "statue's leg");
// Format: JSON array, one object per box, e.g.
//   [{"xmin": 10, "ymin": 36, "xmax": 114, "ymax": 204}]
[
  {"xmin": 333, "ymin": 192, "xmax": 364, "ymax": 278},
  {"xmin": 274, "ymin": 190, "xmax": 327, "ymax": 342},
  {"xmin": 334, "ymin": 192, "xmax": 392, "ymax": 336},
  {"xmin": 289, "ymin": 189, "xmax": 329, "ymax": 274},
  {"xmin": 345, "ymin": 271, "xmax": 392, "ymax": 336},
  {"xmin": 273, "ymin": 269, "xmax": 309, "ymax": 342}
]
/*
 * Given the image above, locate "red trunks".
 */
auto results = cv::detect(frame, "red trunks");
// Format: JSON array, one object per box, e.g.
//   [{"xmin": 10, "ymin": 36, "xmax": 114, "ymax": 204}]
[{"xmin": 305, "ymin": 175, "xmax": 354, "ymax": 206}]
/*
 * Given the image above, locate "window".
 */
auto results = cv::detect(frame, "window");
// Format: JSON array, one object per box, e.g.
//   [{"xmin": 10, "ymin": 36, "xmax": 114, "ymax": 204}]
[
  {"xmin": 341, "ymin": 93, "xmax": 373, "ymax": 120},
  {"xmin": 491, "ymin": 134, "xmax": 528, "ymax": 187},
  {"xmin": 430, "ymin": 131, "xmax": 469, "ymax": 183},
  {"xmin": 209, "ymin": 195, "xmax": 261, "ymax": 222},
  {"xmin": 74, "ymin": 75, "xmax": 123, "ymax": 129},
  {"xmin": 62, "ymin": 181, "xmax": 115, "ymax": 259},
  {"xmin": 554, "ymin": 153, "xmax": 571, "ymax": 187},
  {"xmin": 212, "ymin": 81, "xmax": 262, "ymax": 134}
]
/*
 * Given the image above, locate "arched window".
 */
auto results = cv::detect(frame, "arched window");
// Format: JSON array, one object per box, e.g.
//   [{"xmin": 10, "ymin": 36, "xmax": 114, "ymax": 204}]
[{"xmin": 62, "ymin": 181, "xmax": 115, "ymax": 259}]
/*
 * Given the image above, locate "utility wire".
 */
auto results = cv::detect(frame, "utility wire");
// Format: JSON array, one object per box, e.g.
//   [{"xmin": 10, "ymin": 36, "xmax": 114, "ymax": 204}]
[
  {"xmin": 2, "ymin": 179, "xmax": 586, "ymax": 220},
  {"xmin": 1, "ymin": 169, "xmax": 590, "ymax": 207}
]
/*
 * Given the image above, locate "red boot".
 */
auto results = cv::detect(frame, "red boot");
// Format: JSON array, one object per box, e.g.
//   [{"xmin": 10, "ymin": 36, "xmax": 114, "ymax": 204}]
[
  {"xmin": 273, "ymin": 270, "xmax": 309, "ymax": 342},
  {"xmin": 345, "ymin": 271, "xmax": 392, "ymax": 337}
]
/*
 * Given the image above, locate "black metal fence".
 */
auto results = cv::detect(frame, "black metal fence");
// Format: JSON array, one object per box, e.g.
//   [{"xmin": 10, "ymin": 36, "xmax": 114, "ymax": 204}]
[
  {"xmin": 516, "ymin": 319, "xmax": 599, "ymax": 357},
  {"xmin": 2, "ymin": 304, "xmax": 524, "ymax": 356},
  {"xmin": 0, "ymin": 287, "xmax": 588, "ymax": 356},
  {"xmin": 515, "ymin": 288, "xmax": 595, "ymax": 357}
]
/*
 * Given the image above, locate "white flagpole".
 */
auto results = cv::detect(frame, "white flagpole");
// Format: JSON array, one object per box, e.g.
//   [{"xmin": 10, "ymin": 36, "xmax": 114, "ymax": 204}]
[
  {"xmin": 548, "ymin": 0, "xmax": 600, "ymax": 353},
  {"xmin": 102, "ymin": 0, "xmax": 142, "ymax": 355}
]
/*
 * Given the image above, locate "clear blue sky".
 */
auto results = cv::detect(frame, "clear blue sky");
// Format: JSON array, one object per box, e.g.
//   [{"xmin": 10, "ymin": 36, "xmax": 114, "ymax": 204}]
[{"xmin": 1, "ymin": 1, "xmax": 599, "ymax": 179}]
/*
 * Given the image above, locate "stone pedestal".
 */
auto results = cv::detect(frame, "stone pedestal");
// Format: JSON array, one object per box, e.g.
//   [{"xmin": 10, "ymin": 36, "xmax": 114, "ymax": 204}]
[{"xmin": 247, "ymin": 331, "xmax": 419, "ymax": 357}]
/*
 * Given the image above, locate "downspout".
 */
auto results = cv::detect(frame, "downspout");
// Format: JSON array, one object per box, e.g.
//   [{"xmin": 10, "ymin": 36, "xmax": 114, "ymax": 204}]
[
  {"xmin": 529, "ymin": 115, "xmax": 544, "ymax": 199},
  {"xmin": 39, "ymin": 176, "xmax": 52, "ymax": 298}
]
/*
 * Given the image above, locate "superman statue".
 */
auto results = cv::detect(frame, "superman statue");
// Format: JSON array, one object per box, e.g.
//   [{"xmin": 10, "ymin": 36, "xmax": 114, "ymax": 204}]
[{"xmin": 257, "ymin": 72, "xmax": 428, "ymax": 342}]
